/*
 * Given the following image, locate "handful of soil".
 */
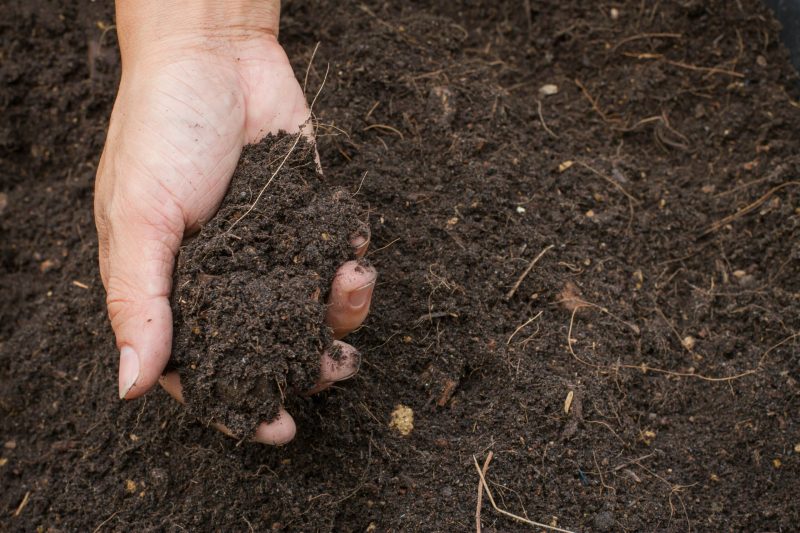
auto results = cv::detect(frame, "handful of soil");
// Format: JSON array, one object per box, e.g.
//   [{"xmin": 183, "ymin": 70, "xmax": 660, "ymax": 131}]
[{"xmin": 170, "ymin": 133, "xmax": 366, "ymax": 438}]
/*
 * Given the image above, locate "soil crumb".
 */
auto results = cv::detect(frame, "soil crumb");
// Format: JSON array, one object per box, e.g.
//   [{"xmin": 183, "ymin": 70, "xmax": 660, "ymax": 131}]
[{"xmin": 170, "ymin": 133, "xmax": 365, "ymax": 437}]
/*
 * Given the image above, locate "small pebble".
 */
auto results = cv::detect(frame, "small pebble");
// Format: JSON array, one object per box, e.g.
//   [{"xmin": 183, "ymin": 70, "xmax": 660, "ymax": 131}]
[
  {"xmin": 516, "ymin": 206, "xmax": 526, "ymax": 214},
  {"xmin": 682, "ymin": 336, "xmax": 696, "ymax": 350},
  {"xmin": 610, "ymin": 8, "xmax": 620, "ymax": 20},
  {"xmin": 538, "ymin": 84, "xmax": 559, "ymax": 97},
  {"xmin": 39, "ymin": 259, "xmax": 56, "ymax": 273}
]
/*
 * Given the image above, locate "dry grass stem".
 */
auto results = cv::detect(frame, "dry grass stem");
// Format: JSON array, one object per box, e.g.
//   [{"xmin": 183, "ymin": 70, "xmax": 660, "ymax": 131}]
[
  {"xmin": 507, "ymin": 311, "xmax": 543, "ymax": 345},
  {"xmin": 704, "ymin": 181, "xmax": 800, "ymax": 235},
  {"xmin": 537, "ymin": 99, "xmax": 558, "ymax": 138},
  {"xmin": 473, "ymin": 455, "xmax": 576, "ymax": 533},
  {"xmin": 506, "ymin": 244, "xmax": 554, "ymax": 300}
]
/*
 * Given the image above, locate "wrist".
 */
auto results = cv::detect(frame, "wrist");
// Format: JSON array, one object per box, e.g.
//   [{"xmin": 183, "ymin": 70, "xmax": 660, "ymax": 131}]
[{"xmin": 116, "ymin": 0, "xmax": 281, "ymax": 65}]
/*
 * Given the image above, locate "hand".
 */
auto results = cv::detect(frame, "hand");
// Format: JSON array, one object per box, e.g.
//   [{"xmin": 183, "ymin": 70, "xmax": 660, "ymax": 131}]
[{"xmin": 95, "ymin": 1, "xmax": 376, "ymax": 444}]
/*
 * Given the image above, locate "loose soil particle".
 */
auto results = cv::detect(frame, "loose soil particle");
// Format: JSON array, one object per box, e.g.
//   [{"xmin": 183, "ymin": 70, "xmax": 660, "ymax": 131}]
[{"xmin": 2, "ymin": 1, "xmax": 799, "ymax": 531}]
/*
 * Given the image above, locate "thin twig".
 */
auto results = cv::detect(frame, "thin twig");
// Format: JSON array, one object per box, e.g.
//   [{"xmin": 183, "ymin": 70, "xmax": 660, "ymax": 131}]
[
  {"xmin": 703, "ymin": 181, "xmax": 800, "ymax": 235},
  {"xmin": 507, "ymin": 311, "xmax": 543, "ymax": 345},
  {"xmin": 575, "ymin": 78, "xmax": 611, "ymax": 123},
  {"xmin": 506, "ymin": 244, "xmax": 554, "ymax": 300},
  {"xmin": 226, "ymin": 63, "xmax": 330, "ymax": 233},
  {"xmin": 537, "ymin": 100, "xmax": 558, "ymax": 138},
  {"xmin": 622, "ymin": 52, "xmax": 744, "ymax": 77},
  {"xmin": 758, "ymin": 332, "xmax": 800, "ymax": 366},
  {"xmin": 612, "ymin": 32, "xmax": 682, "ymax": 51},
  {"xmin": 353, "ymin": 171, "xmax": 369, "ymax": 196},
  {"xmin": 92, "ymin": 511, "xmax": 119, "ymax": 533},
  {"xmin": 363, "ymin": 123, "xmax": 405, "ymax": 138},
  {"xmin": 367, "ymin": 237, "xmax": 401, "ymax": 256},
  {"xmin": 14, "ymin": 491, "xmax": 30, "ymax": 517},
  {"xmin": 225, "ymin": 132, "xmax": 304, "ymax": 233},
  {"xmin": 303, "ymin": 42, "xmax": 321, "ymax": 95},
  {"xmin": 475, "ymin": 451, "xmax": 493, "ymax": 533},
  {"xmin": 574, "ymin": 161, "xmax": 638, "ymax": 230},
  {"xmin": 473, "ymin": 455, "xmax": 576, "ymax": 533},
  {"xmin": 574, "ymin": 161, "xmax": 639, "ymax": 204},
  {"xmin": 308, "ymin": 62, "xmax": 330, "ymax": 114}
]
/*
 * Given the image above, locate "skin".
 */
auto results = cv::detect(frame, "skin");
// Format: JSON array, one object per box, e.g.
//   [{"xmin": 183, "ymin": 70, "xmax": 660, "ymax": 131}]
[{"xmin": 95, "ymin": 0, "xmax": 376, "ymax": 444}]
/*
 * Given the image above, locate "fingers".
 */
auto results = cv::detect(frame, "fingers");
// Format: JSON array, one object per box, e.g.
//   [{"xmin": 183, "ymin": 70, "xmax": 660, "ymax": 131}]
[
  {"xmin": 159, "ymin": 372, "xmax": 297, "ymax": 445},
  {"xmin": 252, "ymin": 412, "xmax": 297, "ymax": 445},
  {"xmin": 95, "ymin": 176, "xmax": 184, "ymax": 400},
  {"xmin": 350, "ymin": 230, "xmax": 370, "ymax": 259},
  {"xmin": 306, "ymin": 340, "xmax": 361, "ymax": 395},
  {"xmin": 326, "ymin": 260, "xmax": 377, "ymax": 339}
]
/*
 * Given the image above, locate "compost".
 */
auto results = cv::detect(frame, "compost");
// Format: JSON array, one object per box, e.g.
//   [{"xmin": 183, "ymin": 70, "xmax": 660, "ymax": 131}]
[{"xmin": 2, "ymin": 1, "xmax": 799, "ymax": 530}]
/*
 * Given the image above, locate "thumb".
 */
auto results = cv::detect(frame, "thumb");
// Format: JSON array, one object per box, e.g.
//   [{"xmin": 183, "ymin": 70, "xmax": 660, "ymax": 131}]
[{"xmin": 96, "ymin": 185, "xmax": 184, "ymax": 400}]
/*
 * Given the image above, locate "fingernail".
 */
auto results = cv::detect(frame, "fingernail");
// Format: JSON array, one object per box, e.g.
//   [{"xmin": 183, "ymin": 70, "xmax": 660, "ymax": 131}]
[
  {"xmin": 349, "ymin": 282, "xmax": 374, "ymax": 308},
  {"xmin": 119, "ymin": 346, "xmax": 140, "ymax": 400}
]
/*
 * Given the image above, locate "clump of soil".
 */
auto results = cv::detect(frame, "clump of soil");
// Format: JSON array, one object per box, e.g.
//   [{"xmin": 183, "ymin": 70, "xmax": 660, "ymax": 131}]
[{"xmin": 171, "ymin": 133, "xmax": 365, "ymax": 437}]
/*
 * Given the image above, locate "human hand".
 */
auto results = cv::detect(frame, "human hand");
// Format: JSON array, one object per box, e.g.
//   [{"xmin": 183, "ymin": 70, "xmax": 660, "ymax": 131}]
[{"xmin": 95, "ymin": 0, "xmax": 376, "ymax": 444}]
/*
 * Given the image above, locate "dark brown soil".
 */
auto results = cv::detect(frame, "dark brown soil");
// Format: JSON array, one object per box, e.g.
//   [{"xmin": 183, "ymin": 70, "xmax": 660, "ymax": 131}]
[
  {"xmin": 2, "ymin": 1, "xmax": 799, "ymax": 531},
  {"xmin": 171, "ymin": 134, "xmax": 364, "ymax": 438}
]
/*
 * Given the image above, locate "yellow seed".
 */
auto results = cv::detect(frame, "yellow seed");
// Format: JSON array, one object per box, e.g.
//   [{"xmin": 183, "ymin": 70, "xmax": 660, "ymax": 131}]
[
  {"xmin": 125, "ymin": 480, "xmax": 137, "ymax": 493},
  {"xmin": 558, "ymin": 160, "xmax": 573, "ymax": 173}
]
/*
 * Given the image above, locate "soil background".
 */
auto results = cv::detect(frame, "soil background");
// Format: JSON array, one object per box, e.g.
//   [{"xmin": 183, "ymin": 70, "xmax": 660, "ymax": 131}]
[{"xmin": 2, "ymin": 1, "xmax": 799, "ymax": 531}]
